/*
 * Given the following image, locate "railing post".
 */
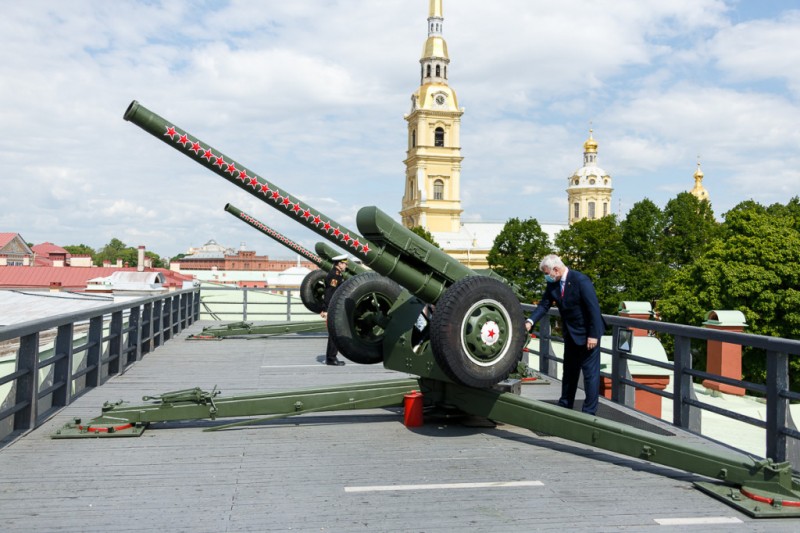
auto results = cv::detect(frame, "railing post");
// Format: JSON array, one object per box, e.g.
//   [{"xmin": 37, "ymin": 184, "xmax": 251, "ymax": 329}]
[
  {"xmin": 142, "ymin": 301, "xmax": 153, "ymax": 354},
  {"xmin": 108, "ymin": 310, "xmax": 123, "ymax": 377},
  {"xmin": 286, "ymin": 290, "xmax": 292, "ymax": 321},
  {"xmin": 242, "ymin": 288, "xmax": 248, "ymax": 321},
  {"xmin": 610, "ymin": 325, "xmax": 634, "ymax": 408},
  {"xmin": 765, "ymin": 351, "xmax": 800, "ymax": 468},
  {"xmin": 672, "ymin": 335, "xmax": 700, "ymax": 432},
  {"xmin": 128, "ymin": 304, "xmax": 143, "ymax": 364},
  {"xmin": 537, "ymin": 319, "xmax": 552, "ymax": 377},
  {"xmin": 51, "ymin": 323, "xmax": 74, "ymax": 408},
  {"xmin": 85, "ymin": 315, "xmax": 103, "ymax": 388},
  {"xmin": 153, "ymin": 300, "xmax": 163, "ymax": 348},
  {"xmin": 14, "ymin": 332, "xmax": 40, "ymax": 431}
]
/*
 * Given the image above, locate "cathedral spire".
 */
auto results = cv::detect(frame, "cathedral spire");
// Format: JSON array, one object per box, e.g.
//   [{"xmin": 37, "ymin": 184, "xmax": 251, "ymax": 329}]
[
  {"xmin": 421, "ymin": 0, "xmax": 449, "ymax": 85},
  {"xmin": 428, "ymin": 0, "xmax": 443, "ymax": 35},
  {"xmin": 690, "ymin": 158, "xmax": 710, "ymax": 202}
]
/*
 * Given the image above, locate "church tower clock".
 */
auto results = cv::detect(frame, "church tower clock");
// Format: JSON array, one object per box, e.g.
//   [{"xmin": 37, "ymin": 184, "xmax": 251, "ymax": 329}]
[{"xmin": 400, "ymin": 0, "xmax": 464, "ymax": 233}]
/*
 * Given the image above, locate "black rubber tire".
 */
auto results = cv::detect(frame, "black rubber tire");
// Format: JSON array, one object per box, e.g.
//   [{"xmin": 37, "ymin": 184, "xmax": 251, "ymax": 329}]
[
  {"xmin": 327, "ymin": 272, "xmax": 403, "ymax": 364},
  {"xmin": 300, "ymin": 270, "xmax": 327, "ymax": 313},
  {"xmin": 430, "ymin": 276, "xmax": 526, "ymax": 388}
]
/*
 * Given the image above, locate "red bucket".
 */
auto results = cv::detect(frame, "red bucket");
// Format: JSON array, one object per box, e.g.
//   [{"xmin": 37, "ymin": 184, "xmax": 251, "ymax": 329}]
[{"xmin": 403, "ymin": 391, "xmax": 424, "ymax": 427}]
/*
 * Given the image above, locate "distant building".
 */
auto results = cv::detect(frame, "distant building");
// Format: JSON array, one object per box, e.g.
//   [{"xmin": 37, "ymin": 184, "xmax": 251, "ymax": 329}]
[
  {"xmin": 690, "ymin": 161, "xmax": 710, "ymax": 203},
  {"xmin": 567, "ymin": 130, "xmax": 614, "ymax": 225},
  {"xmin": 0, "ymin": 233, "xmax": 34, "ymax": 266},
  {"xmin": 171, "ymin": 239, "xmax": 317, "ymax": 273}
]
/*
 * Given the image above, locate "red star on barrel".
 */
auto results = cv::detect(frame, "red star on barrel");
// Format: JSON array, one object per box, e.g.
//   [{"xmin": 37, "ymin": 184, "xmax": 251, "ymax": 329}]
[
  {"xmin": 226, "ymin": 164, "xmax": 237, "ymax": 174},
  {"xmin": 190, "ymin": 142, "xmax": 201, "ymax": 154},
  {"xmin": 313, "ymin": 215, "xmax": 322, "ymax": 225},
  {"xmin": 165, "ymin": 126, "xmax": 177, "ymax": 138},
  {"xmin": 202, "ymin": 149, "xmax": 213, "ymax": 161},
  {"xmin": 361, "ymin": 244, "xmax": 370, "ymax": 254},
  {"xmin": 178, "ymin": 134, "xmax": 189, "ymax": 145},
  {"xmin": 237, "ymin": 169, "xmax": 248, "ymax": 181},
  {"xmin": 323, "ymin": 221, "xmax": 331, "ymax": 231},
  {"xmin": 260, "ymin": 184, "xmax": 270, "ymax": 194}
]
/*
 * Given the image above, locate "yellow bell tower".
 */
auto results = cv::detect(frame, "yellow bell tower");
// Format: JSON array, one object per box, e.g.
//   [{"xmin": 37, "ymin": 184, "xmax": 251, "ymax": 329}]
[
  {"xmin": 690, "ymin": 159, "xmax": 710, "ymax": 202},
  {"xmin": 400, "ymin": 0, "xmax": 464, "ymax": 233}
]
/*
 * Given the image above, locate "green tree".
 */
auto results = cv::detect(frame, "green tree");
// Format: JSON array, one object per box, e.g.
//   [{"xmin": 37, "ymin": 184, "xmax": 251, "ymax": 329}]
[
  {"xmin": 658, "ymin": 200, "xmax": 800, "ymax": 389},
  {"xmin": 486, "ymin": 217, "xmax": 553, "ymax": 303},
  {"xmin": 619, "ymin": 199, "xmax": 671, "ymax": 303},
  {"xmin": 554, "ymin": 216, "xmax": 628, "ymax": 313},
  {"xmin": 409, "ymin": 226, "xmax": 440, "ymax": 248},
  {"xmin": 63, "ymin": 244, "xmax": 96, "ymax": 257},
  {"xmin": 661, "ymin": 192, "xmax": 719, "ymax": 269}
]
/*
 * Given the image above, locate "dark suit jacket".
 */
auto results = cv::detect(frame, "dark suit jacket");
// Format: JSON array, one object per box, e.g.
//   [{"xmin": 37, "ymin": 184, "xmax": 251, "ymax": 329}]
[{"xmin": 527, "ymin": 269, "xmax": 605, "ymax": 345}]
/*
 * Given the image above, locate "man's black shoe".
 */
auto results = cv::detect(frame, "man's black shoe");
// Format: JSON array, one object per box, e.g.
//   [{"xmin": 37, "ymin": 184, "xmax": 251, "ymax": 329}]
[{"xmin": 326, "ymin": 359, "xmax": 346, "ymax": 366}]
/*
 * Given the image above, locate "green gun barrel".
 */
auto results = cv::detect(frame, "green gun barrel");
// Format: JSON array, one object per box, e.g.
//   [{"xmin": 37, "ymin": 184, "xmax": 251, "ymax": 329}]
[{"xmin": 124, "ymin": 100, "xmax": 499, "ymax": 303}]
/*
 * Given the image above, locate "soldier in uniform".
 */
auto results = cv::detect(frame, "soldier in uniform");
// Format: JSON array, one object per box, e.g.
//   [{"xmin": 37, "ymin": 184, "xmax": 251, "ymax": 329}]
[{"xmin": 320, "ymin": 254, "xmax": 348, "ymax": 366}]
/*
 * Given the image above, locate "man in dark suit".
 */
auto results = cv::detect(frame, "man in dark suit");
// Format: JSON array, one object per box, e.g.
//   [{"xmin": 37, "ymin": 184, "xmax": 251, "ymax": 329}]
[
  {"xmin": 525, "ymin": 254, "xmax": 605, "ymax": 415},
  {"xmin": 320, "ymin": 254, "xmax": 348, "ymax": 366}
]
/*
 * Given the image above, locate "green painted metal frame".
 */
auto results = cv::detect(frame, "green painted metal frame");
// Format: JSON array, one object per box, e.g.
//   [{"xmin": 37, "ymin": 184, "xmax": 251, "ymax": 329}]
[{"xmin": 187, "ymin": 320, "xmax": 327, "ymax": 339}]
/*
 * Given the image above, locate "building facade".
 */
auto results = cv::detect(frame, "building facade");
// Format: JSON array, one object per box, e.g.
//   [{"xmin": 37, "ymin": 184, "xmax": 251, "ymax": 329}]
[
  {"xmin": 400, "ymin": 0, "xmax": 464, "ymax": 233},
  {"xmin": 566, "ymin": 130, "xmax": 614, "ymax": 225}
]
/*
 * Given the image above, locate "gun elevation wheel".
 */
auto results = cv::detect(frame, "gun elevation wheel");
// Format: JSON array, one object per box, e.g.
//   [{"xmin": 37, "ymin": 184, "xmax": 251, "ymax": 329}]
[
  {"xmin": 328, "ymin": 272, "xmax": 403, "ymax": 364},
  {"xmin": 431, "ymin": 276, "xmax": 525, "ymax": 388},
  {"xmin": 300, "ymin": 270, "xmax": 327, "ymax": 313}
]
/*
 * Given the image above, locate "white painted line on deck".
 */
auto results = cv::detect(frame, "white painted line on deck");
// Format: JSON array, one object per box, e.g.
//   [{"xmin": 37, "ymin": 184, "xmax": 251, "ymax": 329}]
[
  {"xmin": 654, "ymin": 517, "xmax": 743, "ymax": 526},
  {"xmin": 345, "ymin": 480, "xmax": 544, "ymax": 493},
  {"xmin": 260, "ymin": 364, "xmax": 332, "ymax": 368}
]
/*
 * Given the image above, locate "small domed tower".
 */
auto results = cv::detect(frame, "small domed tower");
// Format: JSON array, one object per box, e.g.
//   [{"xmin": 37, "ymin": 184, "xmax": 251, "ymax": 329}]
[
  {"xmin": 690, "ymin": 160, "xmax": 710, "ymax": 202},
  {"xmin": 567, "ymin": 129, "xmax": 613, "ymax": 225}
]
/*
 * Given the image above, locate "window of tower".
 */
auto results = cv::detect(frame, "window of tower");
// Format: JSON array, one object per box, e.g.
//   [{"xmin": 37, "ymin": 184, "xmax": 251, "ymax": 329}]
[
  {"xmin": 436, "ymin": 65, "xmax": 441, "ymax": 77},
  {"xmin": 573, "ymin": 178, "xmax": 579, "ymax": 186},
  {"xmin": 412, "ymin": 130, "xmax": 416, "ymax": 148},
  {"xmin": 426, "ymin": 65, "xmax": 431, "ymax": 78},
  {"xmin": 588, "ymin": 202, "xmax": 596, "ymax": 219},
  {"xmin": 589, "ymin": 178, "xmax": 596, "ymax": 185},
  {"xmin": 573, "ymin": 203, "xmax": 580, "ymax": 219},
  {"xmin": 603, "ymin": 203, "xmax": 608, "ymax": 217},
  {"xmin": 434, "ymin": 127, "xmax": 445, "ymax": 147},
  {"xmin": 434, "ymin": 179, "xmax": 444, "ymax": 200}
]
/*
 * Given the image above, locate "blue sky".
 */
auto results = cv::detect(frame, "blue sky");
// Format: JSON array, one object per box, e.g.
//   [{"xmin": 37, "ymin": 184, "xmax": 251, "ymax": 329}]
[{"xmin": 1, "ymin": 0, "xmax": 799, "ymax": 260}]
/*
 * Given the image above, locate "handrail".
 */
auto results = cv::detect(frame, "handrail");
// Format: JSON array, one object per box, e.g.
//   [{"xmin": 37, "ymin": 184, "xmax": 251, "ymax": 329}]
[
  {"xmin": 0, "ymin": 288, "xmax": 200, "ymax": 445},
  {"xmin": 521, "ymin": 305, "xmax": 800, "ymax": 469}
]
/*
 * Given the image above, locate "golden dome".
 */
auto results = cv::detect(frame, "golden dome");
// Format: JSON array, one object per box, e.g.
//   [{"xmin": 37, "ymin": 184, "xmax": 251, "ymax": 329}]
[
  {"xmin": 422, "ymin": 36, "xmax": 449, "ymax": 60},
  {"xmin": 694, "ymin": 161, "xmax": 704, "ymax": 178},
  {"xmin": 583, "ymin": 129, "xmax": 598, "ymax": 153}
]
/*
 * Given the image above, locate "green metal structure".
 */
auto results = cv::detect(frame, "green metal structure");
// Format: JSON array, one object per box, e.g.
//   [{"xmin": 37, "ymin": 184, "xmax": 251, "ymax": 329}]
[{"xmin": 51, "ymin": 101, "xmax": 800, "ymax": 518}]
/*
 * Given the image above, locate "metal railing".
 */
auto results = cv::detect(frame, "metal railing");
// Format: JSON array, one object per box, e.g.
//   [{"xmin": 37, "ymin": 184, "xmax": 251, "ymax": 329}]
[
  {"xmin": 0, "ymin": 289, "xmax": 199, "ymax": 444},
  {"xmin": 198, "ymin": 285, "xmax": 317, "ymax": 322},
  {"xmin": 524, "ymin": 305, "xmax": 800, "ymax": 469}
]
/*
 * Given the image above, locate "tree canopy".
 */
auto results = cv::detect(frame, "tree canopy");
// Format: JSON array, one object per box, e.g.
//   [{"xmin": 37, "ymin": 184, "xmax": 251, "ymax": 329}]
[{"xmin": 486, "ymin": 217, "xmax": 552, "ymax": 302}]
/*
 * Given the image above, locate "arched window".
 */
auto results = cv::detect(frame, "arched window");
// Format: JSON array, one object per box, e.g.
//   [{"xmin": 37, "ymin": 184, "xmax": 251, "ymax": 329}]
[
  {"xmin": 603, "ymin": 203, "xmax": 608, "ymax": 217},
  {"xmin": 411, "ymin": 130, "xmax": 416, "ymax": 148},
  {"xmin": 436, "ymin": 65, "xmax": 441, "ymax": 77},
  {"xmin": 434, "ymin": 127, "xmax": 445, "ymax": 147},
  {"xmin": 433, "ymin": 180, "xmax": 444, "ymax": 200},
  {"xmin": 573, "ymin": 203, "xmax": 580, "ymax": 219},
  {"xmin": 426, "ymin": 65, "xmax": 431, "ymax": 78},
  {"xmin": 588, "ymin": 202, "xmax": 596, "ymax": 219}
]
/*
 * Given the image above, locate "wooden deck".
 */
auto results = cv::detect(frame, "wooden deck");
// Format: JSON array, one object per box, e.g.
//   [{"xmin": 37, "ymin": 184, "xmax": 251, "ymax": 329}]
[{"xmin": 1, "ymin": 321, "xmax": 798, "ymax": 532}]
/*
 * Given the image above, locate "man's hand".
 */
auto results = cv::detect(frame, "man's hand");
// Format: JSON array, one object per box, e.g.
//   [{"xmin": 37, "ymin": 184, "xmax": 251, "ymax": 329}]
[
  {"xmin": 587, "ymin": 337, "xmax": 598, "ymax": 349},
  {"xmin": 320, "ymin": 311, "xmax": 327, "ymax": 319},
  {"xmin": 524, "ymin": 321, "xmax": 532, "ymax": 332}
]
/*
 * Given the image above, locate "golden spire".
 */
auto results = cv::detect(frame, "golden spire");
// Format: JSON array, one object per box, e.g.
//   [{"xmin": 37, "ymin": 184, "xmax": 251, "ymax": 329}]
[
  {"xmin": 583, "ymin": 128, "xmax": 598, "ymax": 153},
  {"xmin": 430, "ymin": 0, "xmax": 443, "ymax": 18}
]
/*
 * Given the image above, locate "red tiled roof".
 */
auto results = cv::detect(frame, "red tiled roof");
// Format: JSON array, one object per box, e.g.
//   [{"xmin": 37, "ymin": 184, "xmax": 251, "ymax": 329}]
[
  {"xmin": 0, "ymin": 266, "xmax": 194, "ymax": 290},
  {"xmin": 31, "ymin": 242, "xmax": 69, "ymax": 256},
  {"xmin": 0, "ymin": 233, "xmax": 20, "ymax": 248}
]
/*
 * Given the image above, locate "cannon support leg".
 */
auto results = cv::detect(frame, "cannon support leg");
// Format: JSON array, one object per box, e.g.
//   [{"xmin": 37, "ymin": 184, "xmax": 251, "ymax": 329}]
[
  {"xmin": 423, "ymin": 378, "xmax": 800, "ymax": 518},
  {"xmin": 53, "ymin": 379, "xmax": 419, "ymax": 438}
]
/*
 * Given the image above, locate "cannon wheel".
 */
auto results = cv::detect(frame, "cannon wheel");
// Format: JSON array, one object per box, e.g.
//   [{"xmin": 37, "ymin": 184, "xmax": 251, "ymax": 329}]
[
  {"xmin": 430, "ymin": 276, "xmax": 526, "ymax": 388},
  {"xmin": 300, "ymin": 270, "xmax": 327, "ymax": 313},
  {"xmin": 328, "ymin": 272, "xmax": 403, "ymax": 364}
]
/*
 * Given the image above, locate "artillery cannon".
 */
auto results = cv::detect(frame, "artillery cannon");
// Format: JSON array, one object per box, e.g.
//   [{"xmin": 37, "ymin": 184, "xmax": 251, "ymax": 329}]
[
  {"xmin": 224, "ymin": 203, "xmax": 366, "ymax": 314},
  {"xmin": 123, "ymin": 100, "xmax": 524, "ymax": 387},
  {"xmin": 51, "ymin": 101, "xmax": 800, "ymax": 518}
]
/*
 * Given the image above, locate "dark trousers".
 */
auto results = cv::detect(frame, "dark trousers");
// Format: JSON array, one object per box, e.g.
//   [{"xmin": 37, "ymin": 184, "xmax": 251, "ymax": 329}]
[
  {"xmin": 559, "ymin": 331, "xmax": 601, "ymax": 415},
  {"xmin": 325, "ymin": 323, "xmax": 338, "ymax": 361}
]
